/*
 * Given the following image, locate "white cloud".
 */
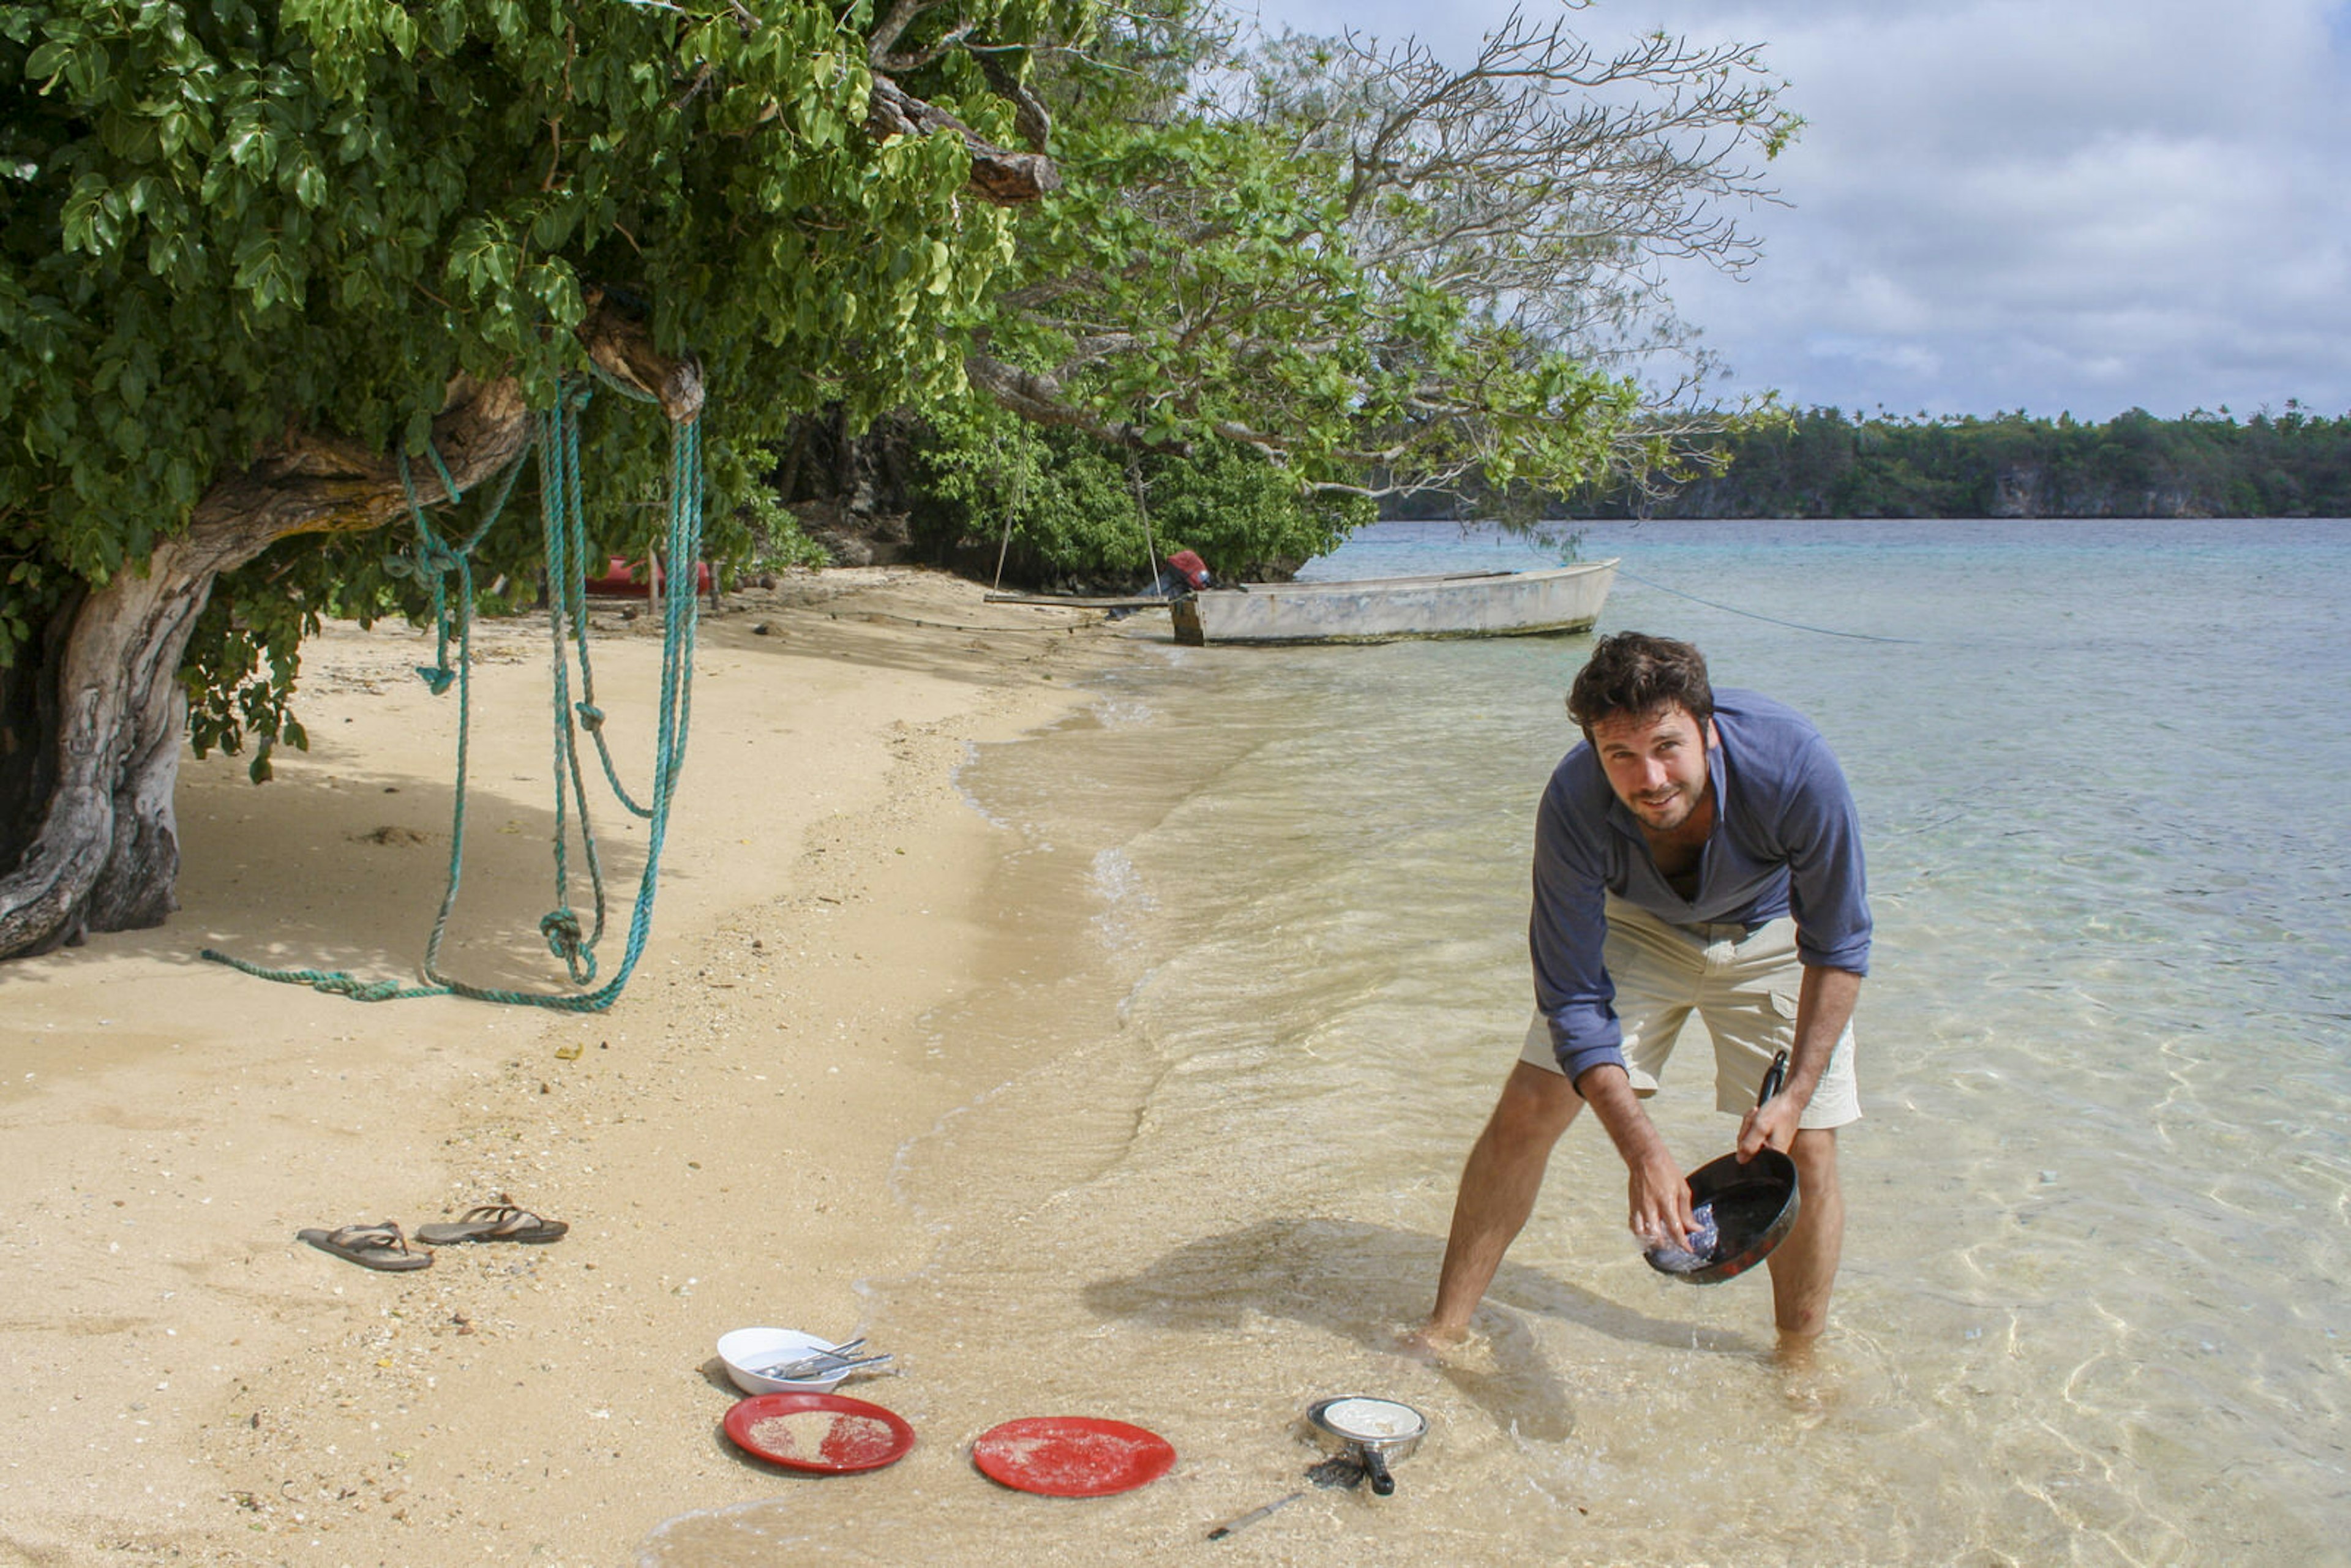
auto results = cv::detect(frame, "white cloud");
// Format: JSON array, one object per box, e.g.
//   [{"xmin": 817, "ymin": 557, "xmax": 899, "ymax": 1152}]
[{"xmin": 1247, "ymin": 0, "xmax": 2351, "ymax": 416}]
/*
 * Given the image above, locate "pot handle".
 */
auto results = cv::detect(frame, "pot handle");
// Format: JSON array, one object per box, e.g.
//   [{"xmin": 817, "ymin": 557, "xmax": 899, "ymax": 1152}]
[
  {"xmin": 1757, "ymin": 1048, "xmax": 1788, "ymax": 1108},
  {"xmin": 1361, "ymin": 1445, "xmax": 1396, "ymax": 1498}
]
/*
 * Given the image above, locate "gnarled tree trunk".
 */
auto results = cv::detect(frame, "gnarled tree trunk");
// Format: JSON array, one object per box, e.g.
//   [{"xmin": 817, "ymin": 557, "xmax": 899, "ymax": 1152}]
[{"xmin": 0, "ymin": 315, "xmax": 696, "ymax": 959}]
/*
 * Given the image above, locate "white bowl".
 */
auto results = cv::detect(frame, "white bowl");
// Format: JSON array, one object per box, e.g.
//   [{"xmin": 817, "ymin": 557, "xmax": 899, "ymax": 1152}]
[{"xmin": 716, "ymin": 1327, "xmax": 853, "ymax": 1395}]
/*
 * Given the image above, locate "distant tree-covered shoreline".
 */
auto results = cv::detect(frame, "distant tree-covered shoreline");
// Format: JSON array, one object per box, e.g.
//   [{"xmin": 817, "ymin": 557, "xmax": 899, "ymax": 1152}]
[{"xmin": 1385, "ymin": 405, "xmax": 2351, "ymax": 520}]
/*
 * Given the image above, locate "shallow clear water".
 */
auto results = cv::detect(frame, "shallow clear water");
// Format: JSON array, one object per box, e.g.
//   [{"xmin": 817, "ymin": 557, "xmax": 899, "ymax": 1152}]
[{"xmin": 647, "ymin": 519, "xmax": 2351, "ymax": 1566}]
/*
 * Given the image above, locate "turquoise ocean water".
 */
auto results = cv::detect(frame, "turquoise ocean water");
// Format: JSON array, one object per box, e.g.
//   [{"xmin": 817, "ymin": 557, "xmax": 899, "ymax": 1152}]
[{"xmin": 647, "ymin": 519, "xmax": 2350, "ymax": 1566}]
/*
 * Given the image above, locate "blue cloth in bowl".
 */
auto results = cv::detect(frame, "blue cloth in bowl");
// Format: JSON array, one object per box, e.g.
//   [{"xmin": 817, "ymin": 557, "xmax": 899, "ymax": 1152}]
[{"xmin": 1644, "ymin": 1201, "xmax": 1720, "ymax": 1274}]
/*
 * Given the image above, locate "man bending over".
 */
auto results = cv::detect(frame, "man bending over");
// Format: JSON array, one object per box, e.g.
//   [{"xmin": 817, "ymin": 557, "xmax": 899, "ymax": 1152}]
[{"xmin": 1424, "ymin": 632, "xmax": 1870, "ymax": 1350}]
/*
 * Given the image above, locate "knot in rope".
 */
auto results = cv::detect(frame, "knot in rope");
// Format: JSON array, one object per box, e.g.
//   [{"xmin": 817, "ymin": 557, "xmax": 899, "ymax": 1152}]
[
  {"xmin": 574, "ymin": 702, "xmax": 606, "ymax": 733},
  {"xmin": 413, "ymin": 664, "xmax": 457, "ymax": 696},
  {"xmin": 320, "ymin": 975, "xmax": 411, "ymax": 1003},
  {"xmin": 538, "ymin": 908, "xmax": 595, "ymax": 980},
  {"xmin": 539, "ymin": 907, "xmax": 583, "ymax": 953}
]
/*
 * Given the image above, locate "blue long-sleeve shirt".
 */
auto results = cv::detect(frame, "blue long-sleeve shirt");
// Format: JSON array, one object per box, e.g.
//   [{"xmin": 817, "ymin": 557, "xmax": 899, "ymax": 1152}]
[{"xmin": 1531, "ymin": 689, "xmax": 1871, "ymax": 1082}]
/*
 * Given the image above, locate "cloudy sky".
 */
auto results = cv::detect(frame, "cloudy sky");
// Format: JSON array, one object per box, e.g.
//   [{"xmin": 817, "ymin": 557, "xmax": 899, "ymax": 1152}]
[{"xmin": 1245, "ymin": 0, "xmax": 2351, "ymax": 421}]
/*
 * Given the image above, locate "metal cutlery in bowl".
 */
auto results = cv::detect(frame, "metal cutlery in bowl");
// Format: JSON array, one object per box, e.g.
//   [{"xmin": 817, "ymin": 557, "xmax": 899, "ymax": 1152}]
[
  {"xmin": 716, "ymin": 1327, "xmax": 885, "ymax": 1394},
  {"xmin": 754, "ymin": 1349, "xmax": 893, "ymax": 1381}
]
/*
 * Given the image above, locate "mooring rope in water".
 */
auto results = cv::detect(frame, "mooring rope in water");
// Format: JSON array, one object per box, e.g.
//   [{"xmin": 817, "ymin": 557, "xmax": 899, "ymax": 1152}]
[
  {"xmin": 1614, "ymin": 567, "xmax": 1923, "ymax": 644},
  {"xmin": 202, "ymin": 374, "xmax": 704, "ymax": 1012}
]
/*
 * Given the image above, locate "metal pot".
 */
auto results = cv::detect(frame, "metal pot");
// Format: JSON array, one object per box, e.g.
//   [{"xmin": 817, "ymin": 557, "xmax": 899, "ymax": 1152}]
[{"xmin": 1305, "ymin": 1396, "xmax": 1426, "ymax": 1497}]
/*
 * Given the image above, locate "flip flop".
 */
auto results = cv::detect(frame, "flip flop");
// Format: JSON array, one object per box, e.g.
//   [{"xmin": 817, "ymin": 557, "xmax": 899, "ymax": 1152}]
[
  {"xmin": 298, "ymin": 1221, "xmax": 431, "ymax": 1272},
  {"xmin": 415, "ymin": 1202, "xmax": 569, "ymax": 1247}
]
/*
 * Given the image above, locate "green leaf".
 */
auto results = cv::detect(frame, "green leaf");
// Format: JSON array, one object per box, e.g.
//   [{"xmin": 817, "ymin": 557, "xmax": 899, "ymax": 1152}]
[{"xmin": 24, "ymin": 39, "xmax": 73, "ymax": 87}]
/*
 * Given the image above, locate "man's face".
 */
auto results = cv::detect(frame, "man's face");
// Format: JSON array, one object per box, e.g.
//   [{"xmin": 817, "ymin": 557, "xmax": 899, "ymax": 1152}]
[{"xmin": 1589, "ymin": 703, "xmax": 1715, "ymax": 833}]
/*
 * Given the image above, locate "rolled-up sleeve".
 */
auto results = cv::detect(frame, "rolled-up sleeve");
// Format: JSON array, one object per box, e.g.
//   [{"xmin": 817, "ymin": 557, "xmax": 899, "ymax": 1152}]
[
  {"xmin": 1779, "ymin": 735, "xmax": 1872, "ymax": 975},
  {"xmin": 1529, "ymin": 767, "xmax": 1624, "ymax": 1080}
]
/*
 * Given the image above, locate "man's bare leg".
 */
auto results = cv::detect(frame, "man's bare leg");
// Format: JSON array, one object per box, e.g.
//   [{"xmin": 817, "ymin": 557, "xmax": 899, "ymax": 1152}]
[
  {"xmin": 1423, "ymin": 1062, "xmax": 1584, "ymax": 1341},
  {"xmin": 1766, "ymin": 1127, "xmax": 1843, "ymax": 1348}
]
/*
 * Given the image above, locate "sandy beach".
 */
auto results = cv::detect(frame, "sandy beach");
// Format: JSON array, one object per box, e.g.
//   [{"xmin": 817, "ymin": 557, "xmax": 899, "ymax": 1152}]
[
  {"xmin": 15, "ymin": 523, "xmax": 2347, "ymax": 1568},
  {"xmin": 0, "ymin": 567, "xmax": 1126, "ymax": 1566}
]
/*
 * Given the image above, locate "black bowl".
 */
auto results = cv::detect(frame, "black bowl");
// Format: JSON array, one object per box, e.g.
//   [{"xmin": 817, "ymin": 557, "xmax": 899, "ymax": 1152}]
[{"xmin": 1644, "ymin": 1147, "xmax": 1801, "ymax": 1285}]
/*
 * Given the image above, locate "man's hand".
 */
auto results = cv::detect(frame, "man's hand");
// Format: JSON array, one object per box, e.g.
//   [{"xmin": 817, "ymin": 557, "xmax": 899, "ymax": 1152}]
[
  {"xmin": 1573, "ymin": 1062, "xmax": 1696, "ymax": 1252},
  {"xmin": 1738, "ymin": 964, "xmax": 1861, "ymax": 1162},
  {"xmin": 1625, "ymin": 1141, "xmax": 1697, "ymax": 1253},
  {"xmin": 1737, "ymin": 1092, "xmax": 1803, "ymax": 1160}
]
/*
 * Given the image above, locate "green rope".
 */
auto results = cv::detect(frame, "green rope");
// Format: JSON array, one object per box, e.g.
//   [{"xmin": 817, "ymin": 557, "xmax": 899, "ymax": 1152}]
[
  {"xmin": 203, "ymin": 377, "xmax": 704, "ymax": 1013},
  {"xmin": 550, "ymin": 382, "xmax": 656, "ymax": 821},
  {"xmin": 507, "ymin": 381, "xmax": 610, "ymax": 985}
]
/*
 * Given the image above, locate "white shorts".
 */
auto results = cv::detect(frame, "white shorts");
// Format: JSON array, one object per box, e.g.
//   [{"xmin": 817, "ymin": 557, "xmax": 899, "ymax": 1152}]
[{"xmin": 1519, "ymin": 897, "xmax": 1861, "ymax": 1129}]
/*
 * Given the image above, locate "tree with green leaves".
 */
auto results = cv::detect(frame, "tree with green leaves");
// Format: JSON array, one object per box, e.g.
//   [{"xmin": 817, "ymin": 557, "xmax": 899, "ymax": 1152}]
[
  {"xmin": 0, "ymin": 0, "xmax": 1072, "ymax": 959},
  {"xmin": 1564, "ymin": 403, "xmax": 2351, "ymax": 519},
  {"xmin": 2, "ymin": 0, "xmax": 1798, "ymax": 961},
  {"xmin": 940, "ymin": 1, "xmax": 1796, "ymax": 515},
  {"xmin": 910, "ymin": 402, "xmax": 1370, "ymax": 585}
]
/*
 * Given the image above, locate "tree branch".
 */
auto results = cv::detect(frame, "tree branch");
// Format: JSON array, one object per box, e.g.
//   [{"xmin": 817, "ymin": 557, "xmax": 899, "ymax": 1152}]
[
  {"xmin": 977, "ymin": 49, "xmax": 1052, "ymax": 152},
  {"xmin": 867, "ymin": 74, "xmax": 1062, "ymax": 204},
  {"xmin": 865, "ymin": 0, "xmax": 934, "ymax": 64}
]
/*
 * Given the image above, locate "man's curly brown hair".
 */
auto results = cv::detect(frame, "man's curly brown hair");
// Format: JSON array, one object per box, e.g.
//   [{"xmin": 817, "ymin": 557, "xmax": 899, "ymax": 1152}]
[{"xmin": 1567, "ymin": 632, "xmax": 1714, "ymax": 738}]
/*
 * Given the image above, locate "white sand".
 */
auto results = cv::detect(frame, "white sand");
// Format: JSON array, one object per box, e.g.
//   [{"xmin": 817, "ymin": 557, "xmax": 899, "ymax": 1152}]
[{"xmin": 0, "ymin": 568, "xmax": 1129, "ymax": 1565}]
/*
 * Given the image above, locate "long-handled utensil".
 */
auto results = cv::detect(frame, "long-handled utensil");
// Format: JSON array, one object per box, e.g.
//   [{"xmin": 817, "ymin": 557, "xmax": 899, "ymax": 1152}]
[
  {"xmin": 754, "ymin": 1339, "xmax": 890, "ymax": 1380},
  {"xmin": 1207, "ymin": 1456, "xmax": 1363, "ymax": 1540},
  {"xmin": 752, "ymin": 1338, "xmax": 863, "ymax": 1379},
  {"xmin": 754, "ymin": 1352, "xmax": 891, "ymax": 1381}
]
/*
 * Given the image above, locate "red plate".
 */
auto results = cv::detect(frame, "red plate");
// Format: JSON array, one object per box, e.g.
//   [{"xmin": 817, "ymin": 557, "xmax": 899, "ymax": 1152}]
[
  {"xmin": 971, "ymin": 1416, "xmax": 1176, "ymax": 1497},
  {"xmin": 724, "ymin": 1392, "xmax": 915, "ymax": 1474}
]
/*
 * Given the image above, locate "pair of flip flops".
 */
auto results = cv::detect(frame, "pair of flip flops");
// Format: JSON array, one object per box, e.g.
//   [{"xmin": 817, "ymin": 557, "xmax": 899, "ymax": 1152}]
[{"xmin": 298, "ymin": 1204, "xmax": 568, "ymax": 1272}]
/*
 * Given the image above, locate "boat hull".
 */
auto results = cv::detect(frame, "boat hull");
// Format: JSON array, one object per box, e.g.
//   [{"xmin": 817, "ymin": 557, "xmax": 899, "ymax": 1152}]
[{"xmin": 1171, "ymin": 560, "xmax": 1617, "ymax": 646}]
